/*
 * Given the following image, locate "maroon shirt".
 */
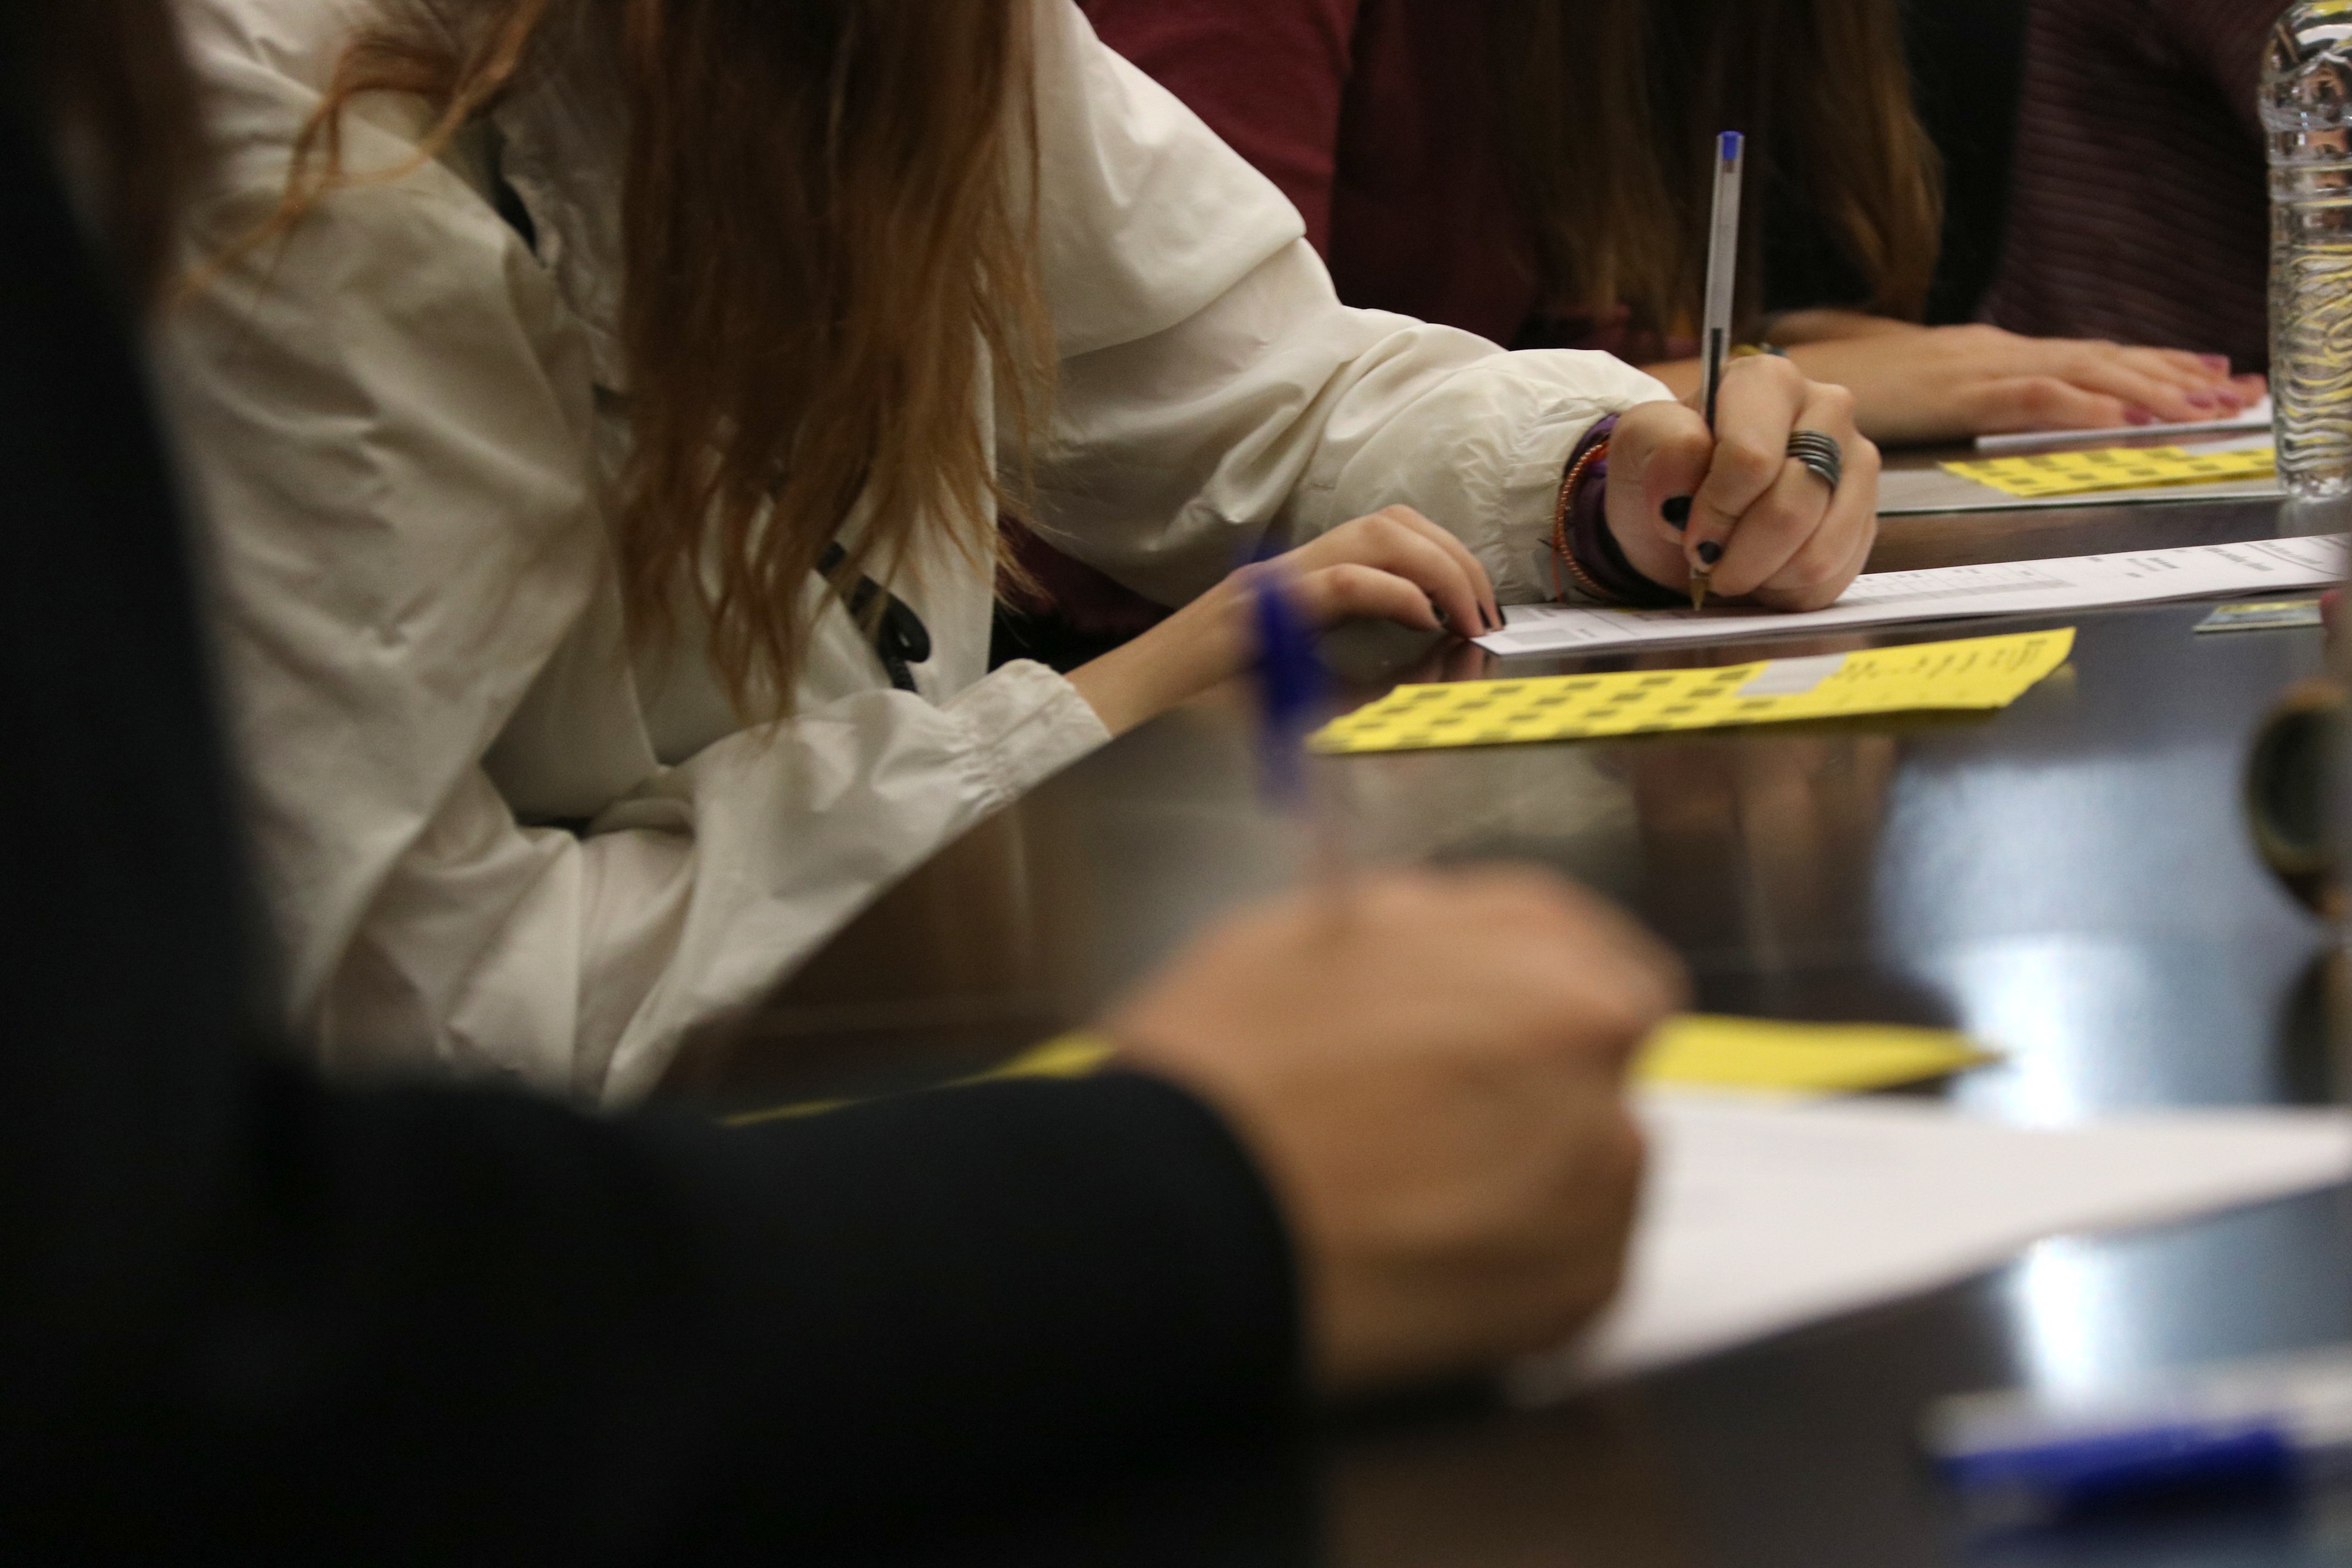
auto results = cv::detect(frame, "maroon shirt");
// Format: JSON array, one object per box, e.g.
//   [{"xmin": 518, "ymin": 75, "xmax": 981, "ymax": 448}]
[
  {"xmin": 1081, "ymin": 0, "xmax": 1561, "ymax": 351},
  {"xmin": 1981, "ymin": 0, "xmax": 2276, "ymax": 372}
]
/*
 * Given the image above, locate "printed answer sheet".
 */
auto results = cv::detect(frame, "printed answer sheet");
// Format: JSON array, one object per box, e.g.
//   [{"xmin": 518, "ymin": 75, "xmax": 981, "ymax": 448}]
[
  {"xmin": 1511, "ymin": 1095, "xmax": 2352, "ymax": 1403},
  {"xmin": 1479, "ymin": 536, "xmax": 2346, "ymax": 659}
]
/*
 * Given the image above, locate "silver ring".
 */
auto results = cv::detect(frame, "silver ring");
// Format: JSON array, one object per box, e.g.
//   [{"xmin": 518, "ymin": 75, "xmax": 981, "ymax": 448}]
[{"xmin": 1787, "ymin": 429, "xmax": 1844, "ymax": 494}]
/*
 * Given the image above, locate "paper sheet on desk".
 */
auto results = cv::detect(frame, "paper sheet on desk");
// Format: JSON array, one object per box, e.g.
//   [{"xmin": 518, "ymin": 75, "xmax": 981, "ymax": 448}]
[
  {"xmin": 1974, "ymin": 397, "xmax": 2273, "ymax": 454},
  {"xmin": 1478, "ymin": 536, "xmax": 2346, "ymax": 659},
  {"xmin": 1509, "ymin": 1096, "xmax": 2352, "ymax": 1404}
]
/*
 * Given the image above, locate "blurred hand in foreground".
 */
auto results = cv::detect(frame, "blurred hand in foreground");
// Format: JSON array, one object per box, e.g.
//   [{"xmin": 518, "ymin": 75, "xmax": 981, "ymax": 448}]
[{"xmin": 1111, "ymin": 867, "xmax": 1685, "ymax": 1395}]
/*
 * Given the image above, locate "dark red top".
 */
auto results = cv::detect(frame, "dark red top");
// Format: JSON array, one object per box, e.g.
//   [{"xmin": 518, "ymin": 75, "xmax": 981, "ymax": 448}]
[{"xmin": 1080, "ymin": 0, "xmax": 1567, "ymax": 352}]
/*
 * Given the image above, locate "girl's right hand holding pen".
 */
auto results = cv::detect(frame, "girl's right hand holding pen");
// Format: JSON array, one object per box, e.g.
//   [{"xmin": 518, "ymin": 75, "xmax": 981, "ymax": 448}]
[{"xmin": 1603, "ymin": 353, "xmax": 1881, "ymax": 612}]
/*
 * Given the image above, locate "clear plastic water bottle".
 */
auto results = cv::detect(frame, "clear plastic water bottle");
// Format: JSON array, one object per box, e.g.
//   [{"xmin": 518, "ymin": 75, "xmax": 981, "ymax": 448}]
[{"xmin": 2267, "ymin": 2, "xmax": 2352, "ymax": 499}]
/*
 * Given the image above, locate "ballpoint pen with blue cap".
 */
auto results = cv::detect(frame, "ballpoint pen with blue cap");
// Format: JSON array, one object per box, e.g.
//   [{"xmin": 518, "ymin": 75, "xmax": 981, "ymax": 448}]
[{"xmin": 1690, "ymin": 130, "xmax": 1746, "ymax": 611}]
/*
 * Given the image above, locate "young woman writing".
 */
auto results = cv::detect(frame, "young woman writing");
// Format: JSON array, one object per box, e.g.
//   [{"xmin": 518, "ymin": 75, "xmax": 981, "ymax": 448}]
[
  {"xmin": 1080, "ymin": 0, "xmax": 2266, "ymax": 447},
  {"xmin": 168, "ymin": 0, "xmax": 1873, "ymax": 1103},
  {"xmin": 3, "ymin": 6, "xmax": 1690, "ymax": 1547}
]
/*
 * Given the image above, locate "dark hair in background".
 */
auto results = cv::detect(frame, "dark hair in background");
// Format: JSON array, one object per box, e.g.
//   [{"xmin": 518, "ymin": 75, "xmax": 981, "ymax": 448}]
[
  {"xmin": 1488, "ymin": 0, "xmax": 1943, "ymax": 340},
  {"xmin": 1, "ymin": 0, "xmax": 200, "ymax": 300}
]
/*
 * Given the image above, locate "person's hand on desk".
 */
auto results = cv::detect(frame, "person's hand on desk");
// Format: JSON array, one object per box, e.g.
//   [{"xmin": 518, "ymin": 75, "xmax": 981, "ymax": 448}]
[
  {"xmin": 1646, "ymin": 313, "xmax": 2266, "ymax": 447},
  {"xmin": 1109, "ymin": 867, "xmax": 1686, "ymax": 1395},
  {"xmin": 1607, "ymin": 354, "xmax": 1881, "ymax": 612},
  {"xmin": 1068, "ymin": 507, "xmax": 1499, "ymax": 735}
]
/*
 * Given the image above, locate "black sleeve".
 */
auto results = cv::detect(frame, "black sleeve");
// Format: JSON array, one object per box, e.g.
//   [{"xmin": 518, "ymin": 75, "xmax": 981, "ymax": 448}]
[{"xmin": 0, "ymin": 99, "xmax": 1299, "ymax": 1565}]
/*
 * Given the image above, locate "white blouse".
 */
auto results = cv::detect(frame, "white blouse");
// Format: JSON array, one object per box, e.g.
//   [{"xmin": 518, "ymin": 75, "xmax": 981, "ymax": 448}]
[{"xmin": 165, "ymin": 0, "xmax": 1674, "ymax": 1105}]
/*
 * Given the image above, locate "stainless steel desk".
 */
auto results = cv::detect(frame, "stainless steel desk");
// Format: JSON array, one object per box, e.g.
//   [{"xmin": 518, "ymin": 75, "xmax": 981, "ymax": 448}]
[{"xmin": 672, "ymin": 484, "xmax": 2352, "ymax": 1567}]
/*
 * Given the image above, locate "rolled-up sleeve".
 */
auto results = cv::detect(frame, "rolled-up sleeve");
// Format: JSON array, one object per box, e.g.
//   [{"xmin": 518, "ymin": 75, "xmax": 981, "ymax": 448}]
[{"xmin": 1022, "ymin": 0, "xmax": 1675, "ymax": 607}]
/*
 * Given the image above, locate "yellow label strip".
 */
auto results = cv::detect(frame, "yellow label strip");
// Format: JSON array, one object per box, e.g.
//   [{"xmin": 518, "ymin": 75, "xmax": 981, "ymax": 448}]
[
  {"xmin": 1643, "ymin": 1015, "xmax": 1994, "ymax": 1095},
  {"xmin": 725, "ymin": 1016, "xmax": 1996, "ymax": 1126},
  {"xmin": 1942, "ymin": 445, "xmax": 2276, "ymax": 500},
  {"xmin": 1311, "ymin": 627, "xmax": 2075, "ymax": 756}
]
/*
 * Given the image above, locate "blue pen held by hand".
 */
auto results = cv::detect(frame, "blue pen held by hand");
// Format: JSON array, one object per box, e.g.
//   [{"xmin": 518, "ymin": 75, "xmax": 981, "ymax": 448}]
[
  {"xmin": 1925, "ymin": 1345, "xmax": 2352, "ymax": 1529},
  {"xmin": 1250, "ymin": 564, "xmax": 1324, "ymax": 805},
  {"xmin": 1249, "ymin": 567, "xmax": 1352, "ymax": 913}
]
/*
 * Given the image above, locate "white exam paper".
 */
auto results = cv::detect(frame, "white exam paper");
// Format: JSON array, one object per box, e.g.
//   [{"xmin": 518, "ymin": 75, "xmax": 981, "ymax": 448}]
[
  {"xmin": 1509, "ymin": 1095, "xmax": 2352, "ymax": 1404},
  {"xmin": 1480, "ymin": 536, "xmax": 2346, "ymax": 659},
  {"xmin": 1974, "ymin": 397, "xmax": 2273, "ymax": 454}
]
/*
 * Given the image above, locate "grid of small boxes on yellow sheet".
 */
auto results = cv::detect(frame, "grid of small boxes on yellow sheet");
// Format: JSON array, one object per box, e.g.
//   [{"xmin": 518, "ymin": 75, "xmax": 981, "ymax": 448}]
[
  {"xmin": 1941, "ymin": 445, "xmax": 2275, "ymax": 499},
  {"xmin": 1311, "ymin": 628, "xmax": 2076, "ymax": 755}
]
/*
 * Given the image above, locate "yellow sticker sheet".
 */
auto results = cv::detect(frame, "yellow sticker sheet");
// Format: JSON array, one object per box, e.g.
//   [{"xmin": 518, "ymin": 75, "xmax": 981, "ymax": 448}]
[
  {"xmin": 725, "ymin": 1016, "xmax": 1997, "ymax": 1125},
  {"xmin": 1642, "ymin": 1015, "xmax": 1995, "ymax": 1096},
  {"xmin": 995, "ymin": 1021, "xmax": 1993, "ymax": 1096},
  {"xmin": 1942, "ymin": 445, "xmax": 2277, "ymax": 500},
  {"xmin": 1311, "ymin": 627, "xmax": 2075, "ymax": 755},
  {"xmin": 725, "ymin": 1034, "xmax": 1120, "ymax": 1128}
]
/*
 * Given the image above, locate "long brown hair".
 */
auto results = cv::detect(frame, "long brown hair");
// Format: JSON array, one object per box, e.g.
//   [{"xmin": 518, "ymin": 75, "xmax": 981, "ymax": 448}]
[
  {"xmin": 248, "ymin": 0, "xmax": 1051, "ymax": 714},
  {"xmin": 7, "ymin": 0, "xmax": 203, "ymax": 301},
  {"xmin": 1489, "ymin": 0, "xmax": 1942, "ymax": 342}
]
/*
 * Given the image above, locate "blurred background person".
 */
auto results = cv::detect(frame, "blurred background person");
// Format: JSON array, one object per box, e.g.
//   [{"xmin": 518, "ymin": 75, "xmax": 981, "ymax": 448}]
[{"xmin": 1080, "ymin": 0, "xmax": 2267, "ymax": 449}]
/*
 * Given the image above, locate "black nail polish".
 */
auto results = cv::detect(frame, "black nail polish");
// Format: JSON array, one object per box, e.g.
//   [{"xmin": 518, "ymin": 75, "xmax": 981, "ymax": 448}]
[
  {"xmin": 1482, "ymin": 607, "xmax": 1498, "ymax": 632},
  {"xmin": 1663, "ymin": 497, "xmax": 1694, "ymax": 530},
  {"xmin": 1430, "ymin": 599, "xmax": 1450, "ymax": 627},
  {"xmin": 1697, "ymin": 541, "xmax": 1724, "ymax": 566}
]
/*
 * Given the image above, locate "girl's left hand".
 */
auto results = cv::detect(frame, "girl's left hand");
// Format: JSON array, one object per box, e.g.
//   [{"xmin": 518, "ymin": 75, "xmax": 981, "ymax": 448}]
[
  {"xmin": 1067, "ymin": 505, "xmax": 1499, "ymax": 736},
  {"xmin": 1603, "ymin": 355, "xmax": 1880, "ymax": 613}
]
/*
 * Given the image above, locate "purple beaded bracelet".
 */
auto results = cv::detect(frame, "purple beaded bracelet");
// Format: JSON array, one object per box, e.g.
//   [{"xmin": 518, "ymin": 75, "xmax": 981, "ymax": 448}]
[{"xmin": 1551, "ymin": 413, "xmax": 1687, "ymax": 609}]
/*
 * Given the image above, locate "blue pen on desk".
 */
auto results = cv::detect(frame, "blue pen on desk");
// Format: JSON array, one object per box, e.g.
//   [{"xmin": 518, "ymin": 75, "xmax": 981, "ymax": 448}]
[
  {"xmin": 1925, "ymin": 1346, "xmax": 2352, "ymax": 1528},
  {"xmin": 1249, "ymin": 567, "xmax": 1351, "ymax": 911}
]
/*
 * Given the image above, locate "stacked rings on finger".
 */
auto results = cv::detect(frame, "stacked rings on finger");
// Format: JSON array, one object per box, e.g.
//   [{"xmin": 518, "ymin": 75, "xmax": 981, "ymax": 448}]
[{"xmin": 1787, "ymin": 429, "xmax": 1844, "ymax": 494}]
